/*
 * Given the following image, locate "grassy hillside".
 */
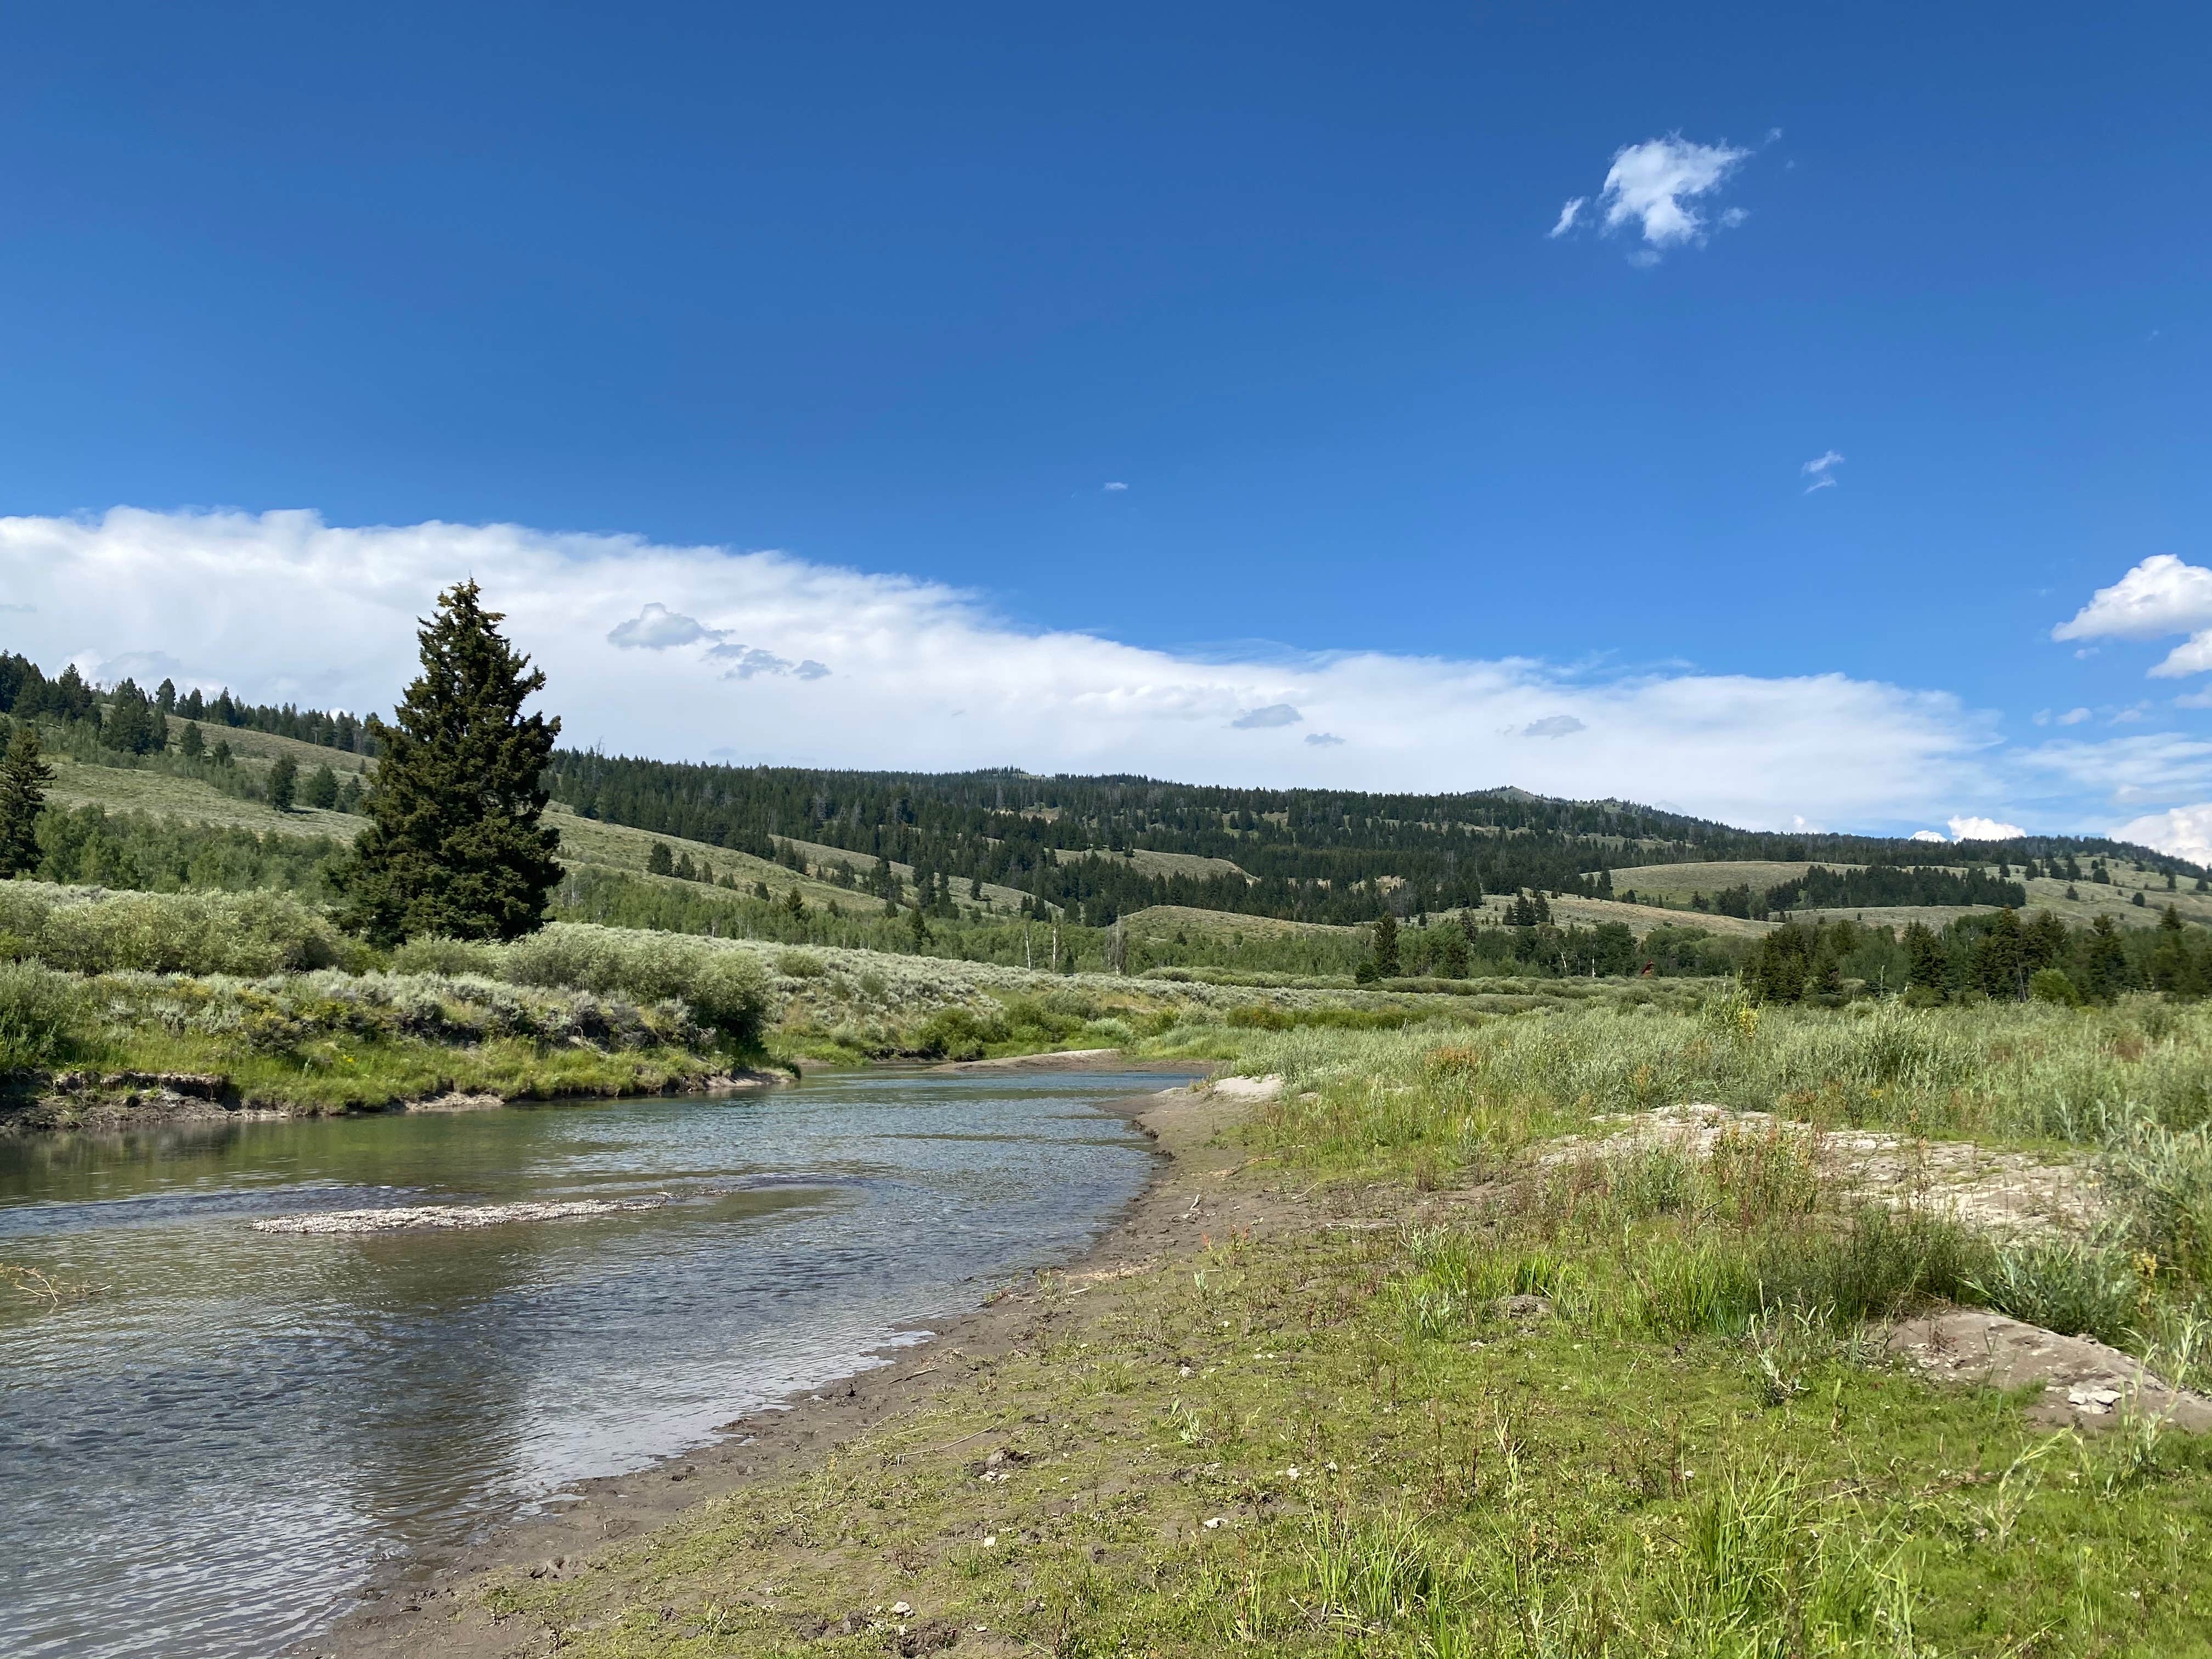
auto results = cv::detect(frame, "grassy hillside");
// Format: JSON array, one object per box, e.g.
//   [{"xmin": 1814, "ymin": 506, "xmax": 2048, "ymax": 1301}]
[
  {"xmin": 43, "ymin": 754, "xmax": 360, "ymax": 837},
  {"xmin": 1619, "ymin": 859, "xmax": 2212, "ymax": 933},
  {"xmin": 1471, "ymin": 888, "xmax": 1775, "ymax": 940},
  {"xmin": 1613, "ymin": 859, "xmax": 1838, "ymax": 900}
]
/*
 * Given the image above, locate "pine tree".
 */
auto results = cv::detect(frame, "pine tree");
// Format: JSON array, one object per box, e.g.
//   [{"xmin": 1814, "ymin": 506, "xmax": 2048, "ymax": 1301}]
[
  {"xmin": 331, "ymin": 581, "xmax": 563, "ymax": 943},
  {"xmin": 302, "ymin": 763, "xmax": 339, "ymax": 810},
  {"xmin": 155, "ymin": 678, "xmax": 177, "ymax": 713},
  {"xmin": 648, "ymin": 841, "xmax": 675, "ymax": 876},
  {"xmin": 178, "ymin": 721, "xmax": 204, "ymax": 758},
  {"xmin": 268, "ymin": 753, "xmax": 299, "ymax": 811},
  {"xmin": 1902, "ymin": 921, "xmax": 1949, "ymax": 1001},
  {"xmin": 2083, "ymin": 914, "xmax": 2130, "ymax": 1002},
  {"xmin": 1372, "ymin": 911, "xmax": 1400, "ymax": 977},
  {"xmin": 1438, "ymin": 926, "xmax": 1469, "ymax": 979},
  {"xmin": 0, "ymin": 725, "xmax": 53, "ymax": 876}
]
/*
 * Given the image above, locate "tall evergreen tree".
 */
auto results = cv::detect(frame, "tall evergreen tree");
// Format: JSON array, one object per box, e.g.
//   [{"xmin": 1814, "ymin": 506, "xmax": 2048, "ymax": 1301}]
[
  {"xmin": 1371, "ymin": 911, "xmax": 1400, "ymax": 976},
  {"xmin": 332, "ymin": 582, "xmax": 563, "ymax": 942},
  {"xmin": 1903, "ymin": 920, "xmax": 1949, "ymax": 1000},
  {"xmin": 0, "ymin": 725, "xmax": 54, "ymax": 877},
  {"xmin": 2083, "ymin": 914, "xmax": 2130, "ymax": 1002},
  {"xmin": 267, "ymin": 753, "xmax": 299, "ymax": 811}
]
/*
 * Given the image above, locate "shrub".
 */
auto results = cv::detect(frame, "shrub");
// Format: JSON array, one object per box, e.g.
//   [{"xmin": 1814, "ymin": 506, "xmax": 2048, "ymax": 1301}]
[
  {"xmin": 0, "ymin": 961, "xmax": 83, "ymax": 1069},
  {"xmin": 496, "ymin": 924, "xmax": 768, "ymax": 1048},
  {"xmin": 914, "ymin": 1005, "xmax": 1010, "ymax": 1059},
  {"xmin": 392, "ymin": 936, "xmax": 500, "ymax": 977},
  {"xmin": 0, "ymin": 885, "xmax": 353, "ymax": 976},
  {"xmin": 2030, "ymin": 968, "xmax": 2083, "ymax": 1007}
]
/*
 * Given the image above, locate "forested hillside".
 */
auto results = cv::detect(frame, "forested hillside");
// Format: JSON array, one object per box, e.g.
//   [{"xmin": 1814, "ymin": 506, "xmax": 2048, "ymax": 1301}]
[{"xmin": 3, "ymin": 647, "xmax": 2205, "ymax": 929}]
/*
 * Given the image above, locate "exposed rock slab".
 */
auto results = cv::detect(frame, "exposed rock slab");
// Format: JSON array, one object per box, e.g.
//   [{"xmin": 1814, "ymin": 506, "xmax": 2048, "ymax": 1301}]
[
  {"xmin": 1887, "ymin": 1308, "xmax": 2212, "ymax": 1433},
  {"xmin": 1204, "ymin": 1074, "xmax": 1284, "ymax": 1103},
  {"xmin": 1547, "ymin": 1102, "xmax": 2101, "ymax": 1238}
]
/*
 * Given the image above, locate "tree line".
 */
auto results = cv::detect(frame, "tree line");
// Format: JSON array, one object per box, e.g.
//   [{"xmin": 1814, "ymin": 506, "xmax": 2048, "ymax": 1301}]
[{"xmin": 1744, "ymin": 906, "xmax": 2212, "ymax": 1005}]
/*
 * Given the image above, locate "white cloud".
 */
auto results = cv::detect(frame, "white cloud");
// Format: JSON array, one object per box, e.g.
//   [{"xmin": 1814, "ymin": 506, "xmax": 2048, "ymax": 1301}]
[
  {"xmin": 1521, "ymin": 715, "xmax": 1587, "ymax": 738},
  {"xmin": 2019, "ymin": 733, "xmax": 2212, "ymax": 802},
  {"xmin": 1590, "ymin": 136, "xmax": 1752, "ymax": 253},
  {"xmin": 1910, "ymin": 830, "xmax": 1949, "ymax": 843},
  {"xmin": 1231, "ymin": 703, "xmax": 1302, "ymax": 730},
  {"xmin": 1801, "ymin": 450, "xmax": 1844, "ymax": 493},
  {"xmin": 2054, "ymin": 555, "xmax": 2212, "ymax": 641},
  {"xmin": 2175, "ymin": 689, "xmax": 2212, "ymax": 710},
  {"xmin": 0, "ymin": 506, "xmax": 2018, "ymax": 830},
  {"xmin": 1947, "ymin": 815, "xmax": 2026, "ymax": 842},
  {"xmin": 2113, "ymin": 804, "xmax": 2212, "ymax": 867},
  {"xmin": 2053, "ymin": 555, "xmax": 2212, "ymax": 676},
  {"xmin": 2153, "ymin": 634, "xmax": 2212, "ymax": 678},
  {"xmin": 2057, "ymin": 707, "xmax": 2092, "ymax": 725},
  {"xmin": 1102, "ymin": 482, "xmax": 1127, "ymax": 493},
  {"xmin": 1305, "ymin": 732, "xmax": 1345, "ymax": 748},
  {"xmin": 608, "ymin": 603, "xmax": 716, "ymax": 650},
  {"xmin": 1548, "ymin": 196, "xmax": 1587, "ymax": 238},
  {"xmin": 609, "ymin": 602, "xmax": 829, "ymax": 681}
]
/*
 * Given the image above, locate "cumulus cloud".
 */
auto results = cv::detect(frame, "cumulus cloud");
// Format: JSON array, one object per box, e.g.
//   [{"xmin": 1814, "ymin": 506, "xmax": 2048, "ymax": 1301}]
[
  {"xmin": 1231, "ymin": 703, "xmax": 1303, "ymax": 730},
  {"xmin": 1801, "ymin": 450, "xmax": 1844, "ymax": 493},
  {"xmin": 608, "ymin": 603, "xmax": 717, "ymax": 650},
  {"xmin": 2053, "ymin": 555, "xmax": 2212, "ymax": 676},
  {"xmin": 1548, "ymin": 196, "xmax": 1587, "ymax": 238},
  {"xmin": 0, "ymin": 506, "xmax": 2024, "ymax": 831},
  {"xmin": 1521, "ymin": 715, "xmax": 1587, "ymax": 738},
  {"xmin": 1576, "ymin": 135, "xmax": 1751, "ymax": 253},
  {"xmin": 2113, "ymin": 804, "xmax": 2212, "ymax": 867},
  {"xmin": 1102, "ymin": 482, "xmax": 1128, "ymax": 493},
  {"xmin": 1948, "ymin": 815, "xmax": 2027, "ymax": 842},
  {"xmin": 1910, "ymin": 830, "xmax": 1949, "ymax": 843},
  {"xmin": 1305, "ymin": 732, "xmax": 1345, "ymax": 747}
]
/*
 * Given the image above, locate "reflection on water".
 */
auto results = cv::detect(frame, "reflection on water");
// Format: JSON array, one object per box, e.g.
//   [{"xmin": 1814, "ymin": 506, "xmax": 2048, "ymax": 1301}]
[{"xmin": 0, "ymin": 1069, "xmax": 1178, "ymax": 1659}]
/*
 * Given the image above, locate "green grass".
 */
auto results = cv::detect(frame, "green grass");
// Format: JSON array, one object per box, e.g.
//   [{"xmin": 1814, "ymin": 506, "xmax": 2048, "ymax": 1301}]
[
  {"xmin": 479, "ymin": 1167, "xmax": 2212, "ymax": 1657},
  {"xmin": 431, "ymin": 996, "xmax": 2212, "ymax": 1657}
]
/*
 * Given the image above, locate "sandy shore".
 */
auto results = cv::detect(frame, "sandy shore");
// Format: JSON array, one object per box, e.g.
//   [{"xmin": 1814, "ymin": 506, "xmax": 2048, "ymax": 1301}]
[{"xmin": 310, "ymin": 1058, "xmax": 1263, "ymax": 1659}]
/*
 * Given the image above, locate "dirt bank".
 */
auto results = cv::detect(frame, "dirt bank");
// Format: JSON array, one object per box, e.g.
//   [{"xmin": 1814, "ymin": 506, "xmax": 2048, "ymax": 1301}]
[
  {"xmin": 0, "ymin": 1066, "xmax": 786, "ymax": 1138},
  {"xmin": 311, "ymin": 1071, "xmax": 1269, "ymax": 1659}
]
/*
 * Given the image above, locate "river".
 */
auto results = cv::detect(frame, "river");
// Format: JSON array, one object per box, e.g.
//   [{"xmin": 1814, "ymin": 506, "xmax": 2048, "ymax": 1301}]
[{"xmin": 0, "ymin": 1067, "xmax": 1183, "ymax": 1658}]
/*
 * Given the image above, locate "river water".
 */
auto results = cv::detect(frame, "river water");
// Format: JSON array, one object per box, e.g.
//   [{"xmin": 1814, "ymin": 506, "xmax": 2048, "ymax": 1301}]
[{"xmin": 0, "ymin": 1068, "xmax": 1182, "ymax": 1659}]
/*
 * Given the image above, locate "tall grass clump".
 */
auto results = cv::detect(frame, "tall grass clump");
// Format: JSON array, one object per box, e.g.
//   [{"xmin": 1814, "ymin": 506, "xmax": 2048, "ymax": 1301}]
[
  {"xmin": 2099, "ymin": 1109, "xmax": 2212, "ymax": 1279},
  {"xmin": 1233, "ymin": 996, "xmax": 2212, "ymax": 1183},
  {"xmin": 1658, "ymin": 1465, "xmax": 1916, "ymax": 1654}
]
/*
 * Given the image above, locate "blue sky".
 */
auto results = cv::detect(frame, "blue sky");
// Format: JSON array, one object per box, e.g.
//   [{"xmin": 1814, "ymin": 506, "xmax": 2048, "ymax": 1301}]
[{"xmin": 2, "ymin": 4, "xmax": 2210, "ymax": 851}]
